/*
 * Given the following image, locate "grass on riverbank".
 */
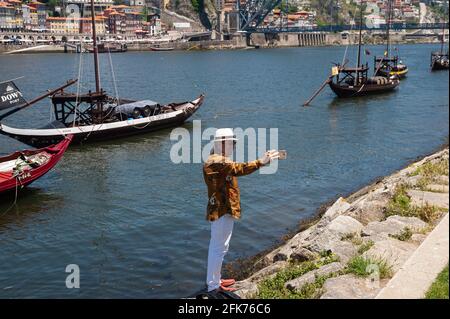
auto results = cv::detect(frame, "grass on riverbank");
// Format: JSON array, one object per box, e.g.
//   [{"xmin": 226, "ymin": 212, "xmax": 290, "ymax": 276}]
[
  {"xmin": 410, "ymin": 158, "xmax": 449, "ymax": 190},
  {"xmin": 256, "ymin": 254, "xmax": 339, "ymax": 299},
  {"xmin": 425, "ymin": 265, "xmax": 449, "ymax": 299},
  {"xmin": 345, "ymin": 255, "xmax": 393, "ymax": 279},
  {"xmin": 385, "ymin": 184, "xmax": 443, "ymax": 223}
]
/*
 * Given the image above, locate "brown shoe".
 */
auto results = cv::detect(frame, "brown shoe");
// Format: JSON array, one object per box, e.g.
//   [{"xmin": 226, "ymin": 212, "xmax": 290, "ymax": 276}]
[{"xmin": 220, "ymin": 278, "xmax": 236, "ymax": 287}]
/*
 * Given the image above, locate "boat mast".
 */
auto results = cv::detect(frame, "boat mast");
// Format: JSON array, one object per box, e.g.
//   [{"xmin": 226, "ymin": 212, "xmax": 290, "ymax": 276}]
[
  {"xmin": 356, "ymin": 3, "xmax": 363, "ymax": 85},
  {"xmin": 440, "ymin": 1, "xmax": 447, "ymax": 54},
  {"xmin": 90, "ymin": 0, "xmax": 100, "ymax": 93},
  {"xmin": 386, "ymin": 0, "xmax": 391, "ymax": 56}
]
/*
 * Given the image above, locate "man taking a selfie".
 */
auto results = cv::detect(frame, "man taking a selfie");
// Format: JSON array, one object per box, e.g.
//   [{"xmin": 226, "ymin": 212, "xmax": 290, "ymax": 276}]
[{"xmin": 203, "ymin": 128, "xmax": 279, "ymax": 293}]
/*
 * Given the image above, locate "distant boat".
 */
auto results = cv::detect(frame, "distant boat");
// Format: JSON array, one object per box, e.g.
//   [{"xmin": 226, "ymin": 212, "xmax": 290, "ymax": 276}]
[
  {"xmin": 150, "ymin": 46, "xmax": 174, "ymax": 51},
  {"xmin": 0, "ymin": 136, "xmax": 72, "ymax": 195},
  {"xmin": 431, "ymin": 51, "xmax": 449, "ymax": 70},
  {"xmin": 328, "ymin": 5, "xmax": 399, "ymax": 98},
  {"xmin": 374, "ymin": 0, "xmax": 408, "ymax": 79},
  {"xmin": 303, "ymin": 2, "xmax": 399, "ymax": 106},
  {"xmin": 431, "ymin": 12, "xmax": 449, "ymax": 71}
]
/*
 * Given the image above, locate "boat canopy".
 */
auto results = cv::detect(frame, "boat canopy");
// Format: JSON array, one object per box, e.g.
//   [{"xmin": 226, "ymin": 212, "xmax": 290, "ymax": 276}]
[
  {"xmin": 0, "ymin": 81, "xmax": 27, "ymax": 111},
  {"xmin": 113, "ymin": 100, "xmax": 159, "ymax": 114}
]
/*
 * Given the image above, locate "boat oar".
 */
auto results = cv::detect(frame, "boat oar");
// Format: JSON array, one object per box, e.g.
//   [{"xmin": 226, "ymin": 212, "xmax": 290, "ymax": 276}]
[{"xmin": 303, "ymin": 76, "xmax": 333, "ymax": 107}]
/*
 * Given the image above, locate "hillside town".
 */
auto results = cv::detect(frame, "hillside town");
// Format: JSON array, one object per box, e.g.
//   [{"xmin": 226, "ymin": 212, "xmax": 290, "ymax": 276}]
[{"xmin": 0, "ymin": 0, "xmax": 447, "ymax": 37}]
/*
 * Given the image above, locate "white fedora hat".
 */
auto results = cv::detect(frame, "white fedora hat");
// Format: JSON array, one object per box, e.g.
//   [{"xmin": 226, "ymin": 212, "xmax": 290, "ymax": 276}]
[{"xmin": 214, "ymin": 128, "xmax": 238, "ymax": 142}]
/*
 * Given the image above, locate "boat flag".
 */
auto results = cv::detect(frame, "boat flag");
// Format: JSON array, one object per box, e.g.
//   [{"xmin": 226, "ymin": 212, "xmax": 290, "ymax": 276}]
[
  {"xmin": 331, "ymin": 66, "xmax": 339, "ymax": 76},
  {"xmin": 0, "ymin": 81, "xmax": 27, "ymax": 111}
]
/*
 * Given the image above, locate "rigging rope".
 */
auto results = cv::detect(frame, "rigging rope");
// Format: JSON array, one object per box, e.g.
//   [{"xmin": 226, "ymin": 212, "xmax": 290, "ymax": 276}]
[
  {"xmin": 342, "ymin": 3, "xmax": 363, "ymax": 67},
  {"xmin": 74, "ymin": 42, "xmax": 84, "ymax": 127}
]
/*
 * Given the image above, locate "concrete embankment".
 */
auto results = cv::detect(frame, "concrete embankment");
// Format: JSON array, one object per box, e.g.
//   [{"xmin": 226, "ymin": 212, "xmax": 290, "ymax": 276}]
[
  {"xmin": 233, "ymin": 147, "xmax": 449, "ymax": 299},
  {"xmin": 0, "ymin": 32, "xmax": 441, "ymax": 54}
]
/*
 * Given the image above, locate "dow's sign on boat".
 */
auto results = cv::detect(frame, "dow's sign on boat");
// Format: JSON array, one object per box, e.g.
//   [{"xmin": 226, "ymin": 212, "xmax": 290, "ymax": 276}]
[{"xmin": 0, "ymin": 81, "xmax": 26, "ymax": 111}]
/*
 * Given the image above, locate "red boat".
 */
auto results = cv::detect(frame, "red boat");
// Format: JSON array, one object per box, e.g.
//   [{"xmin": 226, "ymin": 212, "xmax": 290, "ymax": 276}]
[{"xmin": 0, "ymin": 135, "xmax": 72, "ymax": 194}]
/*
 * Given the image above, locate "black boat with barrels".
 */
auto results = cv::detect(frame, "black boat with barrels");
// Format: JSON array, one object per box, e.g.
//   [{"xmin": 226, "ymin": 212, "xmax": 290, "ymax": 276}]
[
  {"xmin": 303, "ymin": 2, "xmax": 399, "ymax": 106},
  {"xmin": 431, "ymin": 51, "xmax": 449, "ymax": 71},
  {"xmin": 0, "ymin": 0, "xmax": 204, "ymax": 148},
  {"xmin": 329, "ymin": 64, "xmax": 399, "ymax": 98},
  {"xmin": 431, "ymin": 13, "xmax": 449, "ymax": 71}
]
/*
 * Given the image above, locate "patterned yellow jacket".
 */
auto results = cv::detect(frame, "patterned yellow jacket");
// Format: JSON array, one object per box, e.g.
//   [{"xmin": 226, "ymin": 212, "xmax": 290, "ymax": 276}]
[{"xmin": 203, "ymin": 154, "xmax": 263, "ymax": 222}]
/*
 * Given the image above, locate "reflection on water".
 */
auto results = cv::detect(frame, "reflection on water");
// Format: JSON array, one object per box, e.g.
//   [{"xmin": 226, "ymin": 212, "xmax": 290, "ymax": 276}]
[
  {"xmin": 0, "ymin": 43, "xmax": 448, "ymax": 298},
  {"xmin": 0, "ymin": 189, "xmax": 64, "ymax": 229}
]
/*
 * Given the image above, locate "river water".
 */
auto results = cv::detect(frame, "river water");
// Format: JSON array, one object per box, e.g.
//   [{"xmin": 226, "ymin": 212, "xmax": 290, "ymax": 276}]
[{"xmin": 0, "ymin": 43, "xmax": 448, "ymax": 298}]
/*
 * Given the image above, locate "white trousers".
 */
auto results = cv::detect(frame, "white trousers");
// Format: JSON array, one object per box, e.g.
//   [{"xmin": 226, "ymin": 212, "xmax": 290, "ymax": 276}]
[{"xmin": 206, "ymin": 214, "xmax": 235, "ymax": 292}]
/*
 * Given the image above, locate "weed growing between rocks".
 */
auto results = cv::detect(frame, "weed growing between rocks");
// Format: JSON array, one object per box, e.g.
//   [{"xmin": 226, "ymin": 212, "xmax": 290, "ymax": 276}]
[
  {"xmin": 385, "ymin": 185, "xmax": 443, "ymax": 223},
  {"xmin": 389, "ymin": 227, "xmax": 413, "ymax": 241},
  {"xmin": 357, "ymin": 240, "xmax": 375, "ymax": 254},
  {"xmin": 345, "ymin": 255, "xmax": 393, "ymax": 279},
  {"xmin": 410, "ymin": 158, "xmax": 449, "ymax": 190},
  {"xmin": 256, "ymin": 254, "xmax": 339, "ymax": 299}
]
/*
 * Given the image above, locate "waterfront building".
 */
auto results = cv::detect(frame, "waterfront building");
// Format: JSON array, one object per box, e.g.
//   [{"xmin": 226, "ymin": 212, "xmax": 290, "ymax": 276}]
[
  {"xmin": 46, "ymin": 16, "xmax": 106, "ymax": 34},
  {"xmin": 65, "ymin": 0, "xmax": 113, "ymax": 17},
  {"xmin": 0, "ymin": 2, "xmax": 15, "ymax": 31},
  {"xmin": 28, "ymin": 1, "xmax": 47, "ymax": 30},
  {"xmin": 103, "ymin": 5, "xmax": 143, "ymax": 35}
]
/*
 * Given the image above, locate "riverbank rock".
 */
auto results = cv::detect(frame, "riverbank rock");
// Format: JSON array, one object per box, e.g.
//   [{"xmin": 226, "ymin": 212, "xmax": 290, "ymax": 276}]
[
  {"xmin": 289, "ymin": 248, "xmax": 319, "ymax": 262},
  {"xmin": 305, "ymin": 216, "xmax": 363, "ymax": 262},
  {"xmin": 320, "ymin": 274, "xmax": 385, "ymax": 299},
  {"xmin": 233, "ymin": 280, "xmax": 258, "ymax": 299},
  {"xmin": 345, "ymin": 188, "xmax": 392, "ymax": 224},
  {"xmin": 362, "ymin": 238, "xmax": 417, "ymax": 272},
  {"xmin": 362, "ymin": 215, "xmax": 428, "ymax": 239},
  {"xmin": 247, "ymin": 261, "xmax": 288, "ymax": 283},
  {"xmin": 285, "ymin": 262, "xmax": 344, "ymax": 292},
  {"xmin": 322, "ymin": 197, "xmax": 351, "ymax": 221},
  {"xmin": 267, "ymin": 226, "xmax": 316, "ymax": 263},
  {"xmin": 435, "ymin": 175, "xmax": 449, "ymax": 185},
  {"xmin": 426, "ymin": 184, "xmax": 449, "ymax": 193},
  {"xmin": 407, "ymin": 190, "xmax": 449, "ymax": 209}
]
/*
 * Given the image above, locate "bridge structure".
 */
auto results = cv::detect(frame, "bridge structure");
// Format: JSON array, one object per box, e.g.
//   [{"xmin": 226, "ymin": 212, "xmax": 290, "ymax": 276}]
[{"xmin": 236, "ymin": 0, "xmax": 449, "ymax": 33}]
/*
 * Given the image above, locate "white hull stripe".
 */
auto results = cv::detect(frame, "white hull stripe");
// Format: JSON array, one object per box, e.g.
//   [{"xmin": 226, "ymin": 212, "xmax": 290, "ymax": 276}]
[{"xmin": 1, "ymin": 110, "xmax": 184, "ymax": 137}]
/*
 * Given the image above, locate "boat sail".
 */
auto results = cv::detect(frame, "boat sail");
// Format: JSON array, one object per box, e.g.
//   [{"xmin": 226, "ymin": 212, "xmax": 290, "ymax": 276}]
[
  {"xmin": 0, "ymin": 0, "xmax": 204, "ymax": 148},
  {"xmin": 374, "ymin": 0, "xmax": 409, "ymax": 79}
]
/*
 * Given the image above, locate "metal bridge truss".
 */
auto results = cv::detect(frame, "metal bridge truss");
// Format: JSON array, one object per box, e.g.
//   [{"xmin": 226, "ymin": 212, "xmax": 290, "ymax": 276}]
[
  {"xmin": 236, "ymin": 0, "xmax": 448, "ymax": 33},
  {"xmin": 246, "ymin": 23, "xmax": 449, "ymax": 33},
  {"xmin": 238, "ymin": 0, "xmax": 283, "ymax": 31}
]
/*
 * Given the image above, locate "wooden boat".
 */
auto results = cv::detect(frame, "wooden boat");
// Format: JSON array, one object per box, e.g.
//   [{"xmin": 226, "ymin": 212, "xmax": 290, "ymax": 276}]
[
  {"xmin": 149, "ymin": 46, "xmax": 175, "ymax": 51},
  {"xmin": 374, "ymin": 0, "xmax": 408, "ymax": 79},
  {"xmin": 374, "ymin": 56, "xmax": 409, "ymax": 78},
  {"xmin": 431, "ymin": 18, "xmax": 449, "ymax": 71},
  {"xmin": 303, "ymin": 6, "xmax": 400, "ymax": 106},
  {"xmin": 0, "ymin": 94, "xmax": 204, "ymax": 148},
  {"xmin": 329, "ymin": 65, "xmax": 399, "ymax": 98},
  {"xmin": 328, "ymin": 6, "xmax": 399, "ymax": 98},
  {"xmin": 0, "ymin": 0, "xmax": 204, "ymax": 148},
  {"xmin": 431, "ymin": 51, "xmax": 449, "ymax": 71},
  {"xmin": 0, "ymin": 135, "xmax": 72, "ymax": 194}
]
